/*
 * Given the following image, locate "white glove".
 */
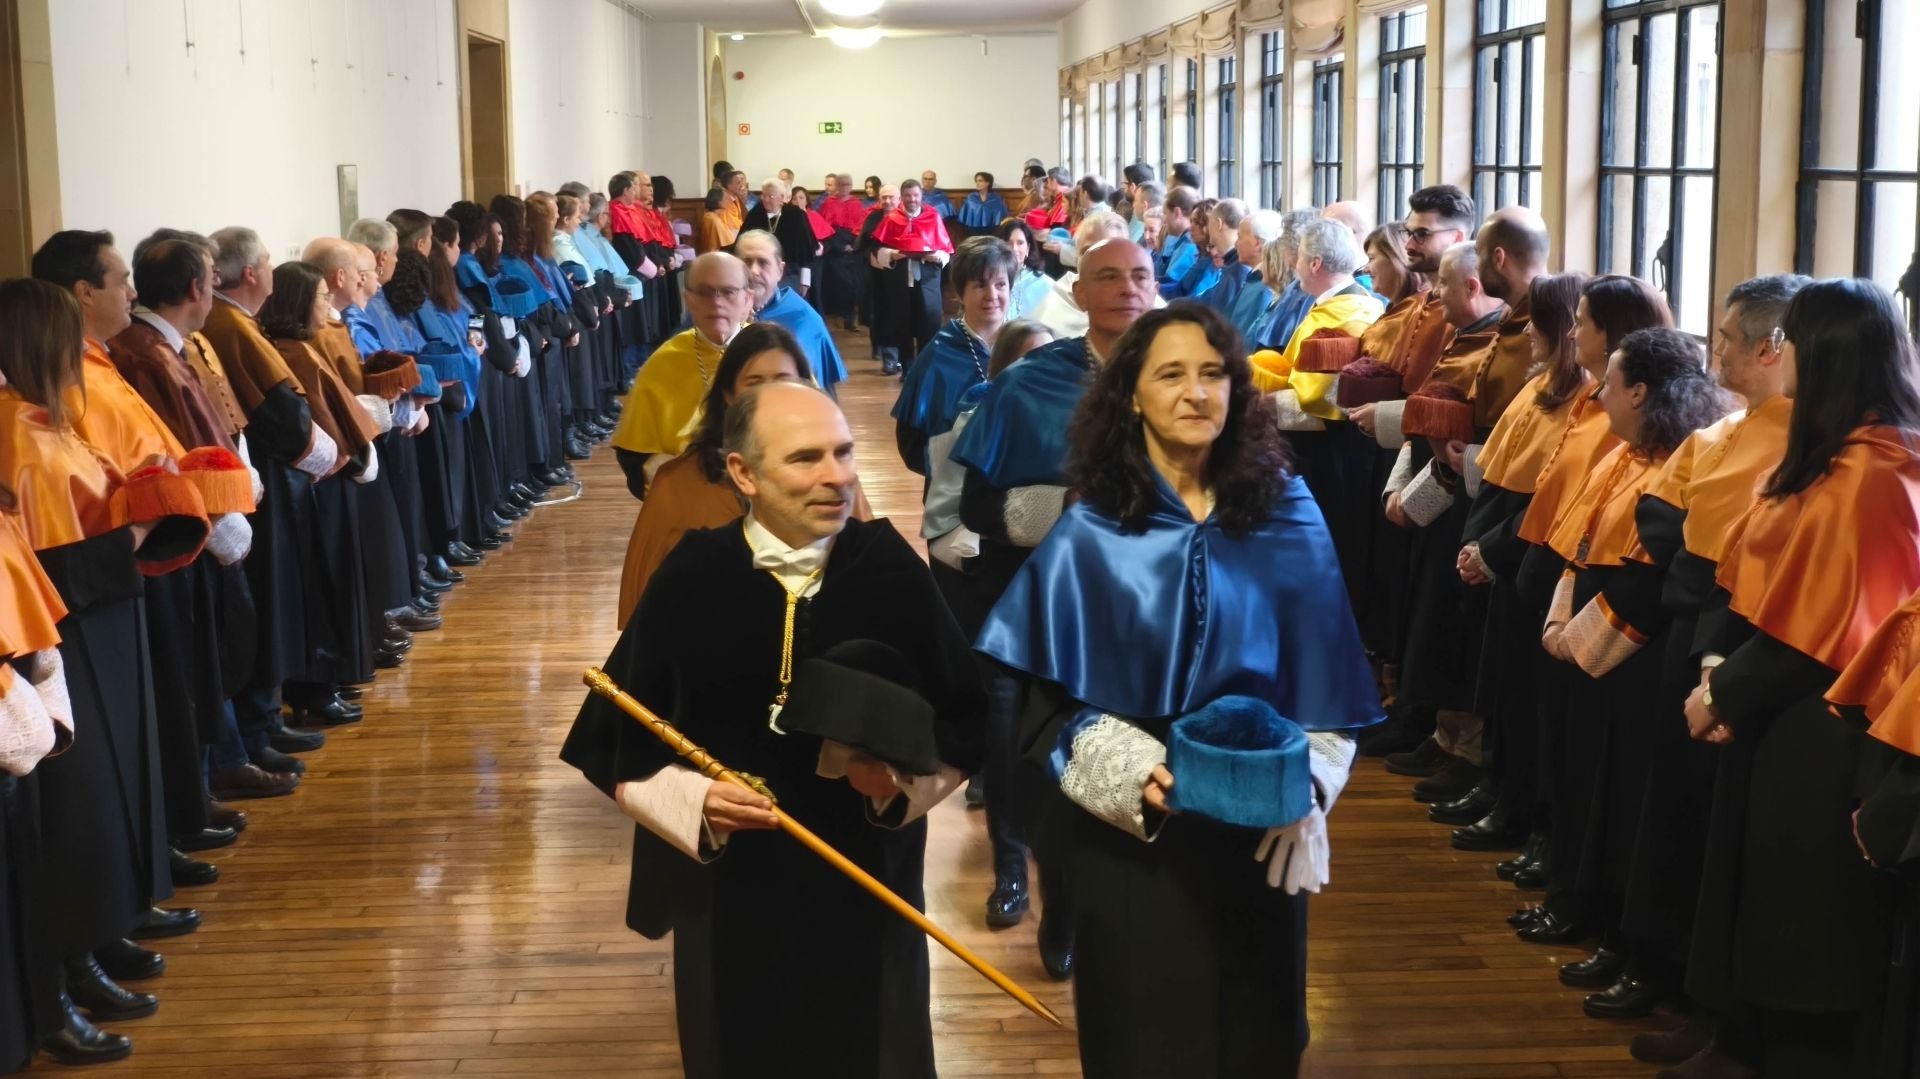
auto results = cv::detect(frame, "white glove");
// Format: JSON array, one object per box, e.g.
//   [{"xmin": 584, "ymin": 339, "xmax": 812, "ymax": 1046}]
[
  {"xmin": 390, "ymin": 397, "xmax": 416, "ymax": 432},
  {"xmin": 236, "ymin": 436, "xmax": 265, "ymax": 502},
  {"xmin": 408, "ymin": 406, "xmax": 430, "ymax": 435},
  {"xmin": 292, "ymin": 425, "xmax": 340, "ymax": 479},
  {"xmin": 356, "ymin": 394, "xmax": 395, "ymax": 435},
  {"xmin": 512, "ymin": 337, "xmax": 532, "ymax": 378},
  {"xmin": 352, "ymin": 446, "xmax": 380, "ymax": 485},
  {"xmin": 1255, "ymin": 805, "xmax": 1330, "ymax": 894},
  {"xmin": 926, "ymin": 250, "xmax": 949, "ymax": 267},
  {"xmin": 205, "ymin": 512, "xmax": 254, "ymax": 565}
]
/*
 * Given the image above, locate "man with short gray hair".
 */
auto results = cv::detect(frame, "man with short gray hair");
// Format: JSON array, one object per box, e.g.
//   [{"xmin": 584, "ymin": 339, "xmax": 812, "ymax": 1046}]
[
  {"xmin": 1225, "ymin": 208, "xmax": 1288, "ymax": 338},
  {"xmin": 742, "ymin": 176, "xmax": 818, "ymax": 298},
  {"xmin": 563, "ymin": 378, "xmax": 983, "ymax": 1079}
]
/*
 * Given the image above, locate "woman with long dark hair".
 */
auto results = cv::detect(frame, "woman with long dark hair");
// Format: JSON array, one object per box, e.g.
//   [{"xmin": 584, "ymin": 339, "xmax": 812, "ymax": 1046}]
[
  {"xmin": 995, "ymin": 217, "xmax": 1052, "ymax": 321},
  {"xmin": 977, "ymin": 303, "xmax": 1380, "ymax": 1078},
  {"xmin": 0, "ymin": 278, "xmax": 210, "ymax": 1065},
  {"xmin": 1681, "ymin": 278, "xmax": 1920, "ymax": 1076},
  {"xmin": 1534, "ymin": 327, "xmax": 1732, "ymax": 1017}
]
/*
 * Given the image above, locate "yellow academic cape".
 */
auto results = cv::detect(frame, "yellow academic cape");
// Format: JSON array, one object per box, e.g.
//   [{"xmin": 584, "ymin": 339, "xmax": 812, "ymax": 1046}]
[
  {"xmin": 611, "ymin": 329, "xmax": 726, "ymax": 458},
  {"xmin": 1253, "ymin": 290, "xmax": 1385, "ymax": 418}
]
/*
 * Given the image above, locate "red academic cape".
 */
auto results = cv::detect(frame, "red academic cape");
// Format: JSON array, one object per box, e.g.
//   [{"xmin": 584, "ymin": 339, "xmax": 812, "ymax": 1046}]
[{"xmin": 871, "ymin": 206, "xmax": 954, "ymax": 255}]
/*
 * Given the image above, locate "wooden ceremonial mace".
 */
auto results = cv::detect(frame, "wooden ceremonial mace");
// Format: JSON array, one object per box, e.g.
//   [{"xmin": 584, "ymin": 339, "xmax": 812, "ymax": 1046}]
[{"xmin": 582, "ymin": 667, "xmax": 1065, "ymax": 1028}]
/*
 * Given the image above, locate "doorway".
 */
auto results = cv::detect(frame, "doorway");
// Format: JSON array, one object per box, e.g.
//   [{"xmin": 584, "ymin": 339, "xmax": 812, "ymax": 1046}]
[{"xmin": 465, "ymin": 34, "xmax": 509, "ymax": 203}]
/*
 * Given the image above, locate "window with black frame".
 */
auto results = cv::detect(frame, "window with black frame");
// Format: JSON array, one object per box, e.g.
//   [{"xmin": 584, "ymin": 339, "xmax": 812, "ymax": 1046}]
[
  {"xmin": 1110, "ymin": 78, "xmax": 1124, "ymax": 181},
  {"xmin": 1258, "ymin": 33, "xmax": 1284, "ymax": 209},
  {"xmin": 1599, "ymin": 0, "xmax": 1722, "ymax": 335},
  {"xmin": 1472, "ymin": 0, "xmax": 1546, "ymax": 215},
  {"xmin": 1795, "ymin": 0, "xmax": 1920, "ymax": 336},
  {"xmin": 1217, "ymin": 54, "xmax": 1238, "ymax": 198},
  {"xmin": 1061, "ymin": 95, "xmax": 1071, "ymax": 169},
  {"xmin": 1133, "ymin": 71, "xmax": 1146, "ymax": 167},
  {"xmin": 1378, "ymin": 8, "xmax": 1427, "ymax": 224},
  {"xmin": 1186, "ymin": 59, "xmax": 1200, "ymax": 170},
  {"xmin": 1158, "ymin": 64, "xmax": 1171, "ymax": 178},
  {"xmin": 1313, "ymin": 58, "xmax": 1344, "ymax": 207}
]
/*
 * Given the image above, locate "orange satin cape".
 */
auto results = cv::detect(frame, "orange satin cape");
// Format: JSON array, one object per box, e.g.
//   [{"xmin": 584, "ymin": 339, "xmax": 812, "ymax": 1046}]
[
  {"xmin": 1515, "ymin": 391, "xmax": 1619, "ymax": 542},
  {"xmin": 1646, "ymin": 394, "xmax": 1791, "ymax": 564},
  {"xmin": 0, "ymin": 510, "xmax": 66, "ymax": 664},
  {"xmin": 68, "ymin": 340, "xmax": 187, "ymax": 473},
  {"xmin": 1545, "ymin": 443, "xmax": 1666, "ymax": 567},
  {"xmin": 1827, "ymin": 590, "xmax": 1920, "ymax": 757},
  {"xmin": 200, "ymin": 297, "xmax": 302, "ymax": 414},
  {"xmin": 0, "ymin": 391, "xmax": 124, "ymax": 550},
  {"xmin": 1376, "ymin": 291, "xmax": 1453, "ymax": 394},
  {"xmin": 272, "ymin": 338, "xmax": 377, "ymax": 461},
  {"xmin": 316, "ymin": 321, "xmax": 366, "ymax": 395},
  {"xmin": 1717, "ymin": 426, "xmax": 1920, "ymax": 672}
]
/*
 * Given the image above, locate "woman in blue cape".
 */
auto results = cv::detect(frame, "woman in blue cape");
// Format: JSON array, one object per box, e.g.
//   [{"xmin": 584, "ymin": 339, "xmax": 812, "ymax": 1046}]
[{"xmin": 976, "ymin": 304, "xmax": 1382, "ymax": 1079}]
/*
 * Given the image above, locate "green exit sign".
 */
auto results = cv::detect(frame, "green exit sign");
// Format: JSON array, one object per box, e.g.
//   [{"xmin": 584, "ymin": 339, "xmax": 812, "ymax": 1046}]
[{"xmin": 818, "ymin": 121, "xmax": 844, "ymax": 134}]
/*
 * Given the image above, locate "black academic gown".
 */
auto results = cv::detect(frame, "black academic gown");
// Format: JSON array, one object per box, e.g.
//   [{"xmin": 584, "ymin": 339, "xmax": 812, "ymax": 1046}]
[
  {"xmin": 1464, "ymin": 481, "xmax": 1542, "ymax": 824},
  {"xmin": 560, "ymin": 518, "xmax": 983, "ymax": 1079},
  {"xmin": 858, "ymin": 208, "xmax": 892, "ymax": 358}
]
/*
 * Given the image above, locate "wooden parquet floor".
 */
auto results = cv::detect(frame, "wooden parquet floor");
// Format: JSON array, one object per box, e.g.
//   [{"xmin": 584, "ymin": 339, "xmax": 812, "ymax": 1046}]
[{"xmin": 26, "ymin": 332, "xmax": 1669, "ymax": 1078}]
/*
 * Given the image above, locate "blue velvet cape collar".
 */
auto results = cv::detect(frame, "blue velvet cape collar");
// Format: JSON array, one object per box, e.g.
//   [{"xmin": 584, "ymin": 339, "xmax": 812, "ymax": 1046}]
[
  {"xmin": 947, "ymin": 336, "xmax": 1092, "ymax": 489},
  {"xmin": 976, "ymin": 471, "xmax": 1384, "ymax": 732},
  {"xmin": 892, "ymin": 319, "xmax": 991, "ymax": 447}
]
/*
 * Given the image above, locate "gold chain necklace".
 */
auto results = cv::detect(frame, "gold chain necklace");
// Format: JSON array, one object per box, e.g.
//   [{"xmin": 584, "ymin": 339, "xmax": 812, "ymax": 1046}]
[{"xmin": 743, "ymin": 521, "xmax": 826, "ymax": 733}]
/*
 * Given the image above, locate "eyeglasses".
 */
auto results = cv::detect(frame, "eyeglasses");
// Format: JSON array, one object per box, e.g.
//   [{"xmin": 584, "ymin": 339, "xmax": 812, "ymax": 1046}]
[
  {"xmin": 686, "ymin": 285, "xmax": 748, "ymax": 302},
  {"xmin": 1405, "ymin": 226, "xmax": 1463, "ymax": 243},
  {"xmin": 1766, "ymin": 326, "xmax": 1785, "ymax": 353}
]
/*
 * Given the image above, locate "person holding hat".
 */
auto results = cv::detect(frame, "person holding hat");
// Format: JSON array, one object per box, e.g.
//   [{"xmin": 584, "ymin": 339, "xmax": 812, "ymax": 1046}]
[
  {"xmin": 977, "ymin": 303, "xmax": 1381, "ymax": 1079},
  {"xmin": 562, "ymin": 381, "xmax": 983, "ymax": 1079}
]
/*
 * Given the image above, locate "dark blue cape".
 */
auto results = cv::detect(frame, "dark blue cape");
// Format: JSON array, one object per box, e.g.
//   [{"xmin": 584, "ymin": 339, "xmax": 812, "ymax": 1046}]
[
  {"xmin": 976, "ymin": 472, "xmax": 1383, "ymax": 732},
  {"xmin": 956, "ymin": 192, "xmax": 1009, "ymax": 229},
  {"xmin": 1199, "ymin": 253, "xmax": 1251, "ymax": 315},
  {"xmin": 948, "ymin": 336, "xmax": 1091, "ymax": 489},
  {"xmin": 892, "ymin": 320, "xmax": 990, "ymax": 459},
  {"xmin": 759, "ymin": 286, "xmax": 847, "ymax": 390}
]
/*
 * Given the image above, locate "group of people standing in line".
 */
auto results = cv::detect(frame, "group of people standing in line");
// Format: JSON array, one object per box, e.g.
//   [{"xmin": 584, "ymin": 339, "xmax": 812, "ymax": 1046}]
[
  {"xmin": 0, "ymin": 166, "xmax": 728, "ymax": 1071},
  {"xmin": 571, "ymin": 155, "xmax": 1919, "ymax": 1079}
]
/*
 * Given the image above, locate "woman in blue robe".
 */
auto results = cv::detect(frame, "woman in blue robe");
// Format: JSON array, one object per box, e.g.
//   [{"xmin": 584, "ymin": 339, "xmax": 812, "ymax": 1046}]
[
  {"xmin": 891, "ymin": 237, "xmax": 1015, "ymax": 476},
  {"xmin": 955, "ymin": 172, "xmax": 1010, "ymax": 237},
  {"xmin": 977, "ymin": 303, "xmax": 1382, "ymax": 1079}
]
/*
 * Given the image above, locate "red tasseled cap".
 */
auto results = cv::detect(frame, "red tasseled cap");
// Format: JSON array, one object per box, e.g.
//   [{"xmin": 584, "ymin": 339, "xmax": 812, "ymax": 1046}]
[
  {"xmin": 1293, "ymin": 329, "xmax": 1363, "ymax": 374},
  {"xmin": 1334, "ymin": 357, "xmax": 1405, "ymax": 409},
  {"xmin": 1402, "ymin": 381, "xmax": 1476, "ymax": 443}
]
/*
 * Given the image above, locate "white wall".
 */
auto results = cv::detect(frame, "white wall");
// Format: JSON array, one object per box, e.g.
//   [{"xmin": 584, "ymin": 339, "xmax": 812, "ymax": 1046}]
[
  {"xmin": 720, "ymin": 33, "xmax": 1059, "ymax": 187},
  {"xmin": 1058, "ymin": 0, "xmax": 1215, "ymax": 65},
  {"xmin": 639, "ymin": 22, "xmax": 709, "ymax": 200},
  {"xmin": 50, "ymin": 0, "xmax": 465, "ymax": 260},
  {"xmin": 506, "ymin": 0, "xmax": 649, "ymax": 195}
]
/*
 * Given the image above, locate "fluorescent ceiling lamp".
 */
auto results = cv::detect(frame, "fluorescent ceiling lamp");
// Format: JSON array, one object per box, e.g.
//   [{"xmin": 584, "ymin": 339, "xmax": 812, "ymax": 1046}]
[
  {"xmin": 729, "ymin": 33, "xmax": 744, "ymax": 40},
  {"xmin": 828, "ymin": 25, "xmax": 883, "ymax": 48},
  {"xmin": 821, "ymin": 0, "xmax": 884, "ymax": 15}
]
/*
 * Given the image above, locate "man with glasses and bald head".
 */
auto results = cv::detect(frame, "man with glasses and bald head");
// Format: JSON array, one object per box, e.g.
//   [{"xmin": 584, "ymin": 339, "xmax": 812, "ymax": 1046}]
[{"xmin": 610, "ymin": 252, "xmax": 755, "ymax": 497}]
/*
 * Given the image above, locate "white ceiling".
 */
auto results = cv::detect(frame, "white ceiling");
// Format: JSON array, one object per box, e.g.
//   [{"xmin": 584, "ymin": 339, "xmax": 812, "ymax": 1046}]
[{"xmin": 632, "ymin": 0, "xmax": 1080, "ymax": 36}]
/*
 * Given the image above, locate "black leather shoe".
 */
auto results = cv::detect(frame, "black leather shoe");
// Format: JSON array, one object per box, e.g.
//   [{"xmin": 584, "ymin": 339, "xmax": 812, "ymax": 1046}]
[
  {"xmin": 1412, "ymin": 759, "xmax": 1484, "ymax": 804},
  {"xmin": 1516, "ymin": 910, "xmax": 1589, "ymax": 945},
  {"xmin": 416, "ymin": 574, "xmax": 455, "ymax": 594},
  {"xmin": 428, "ymin": 556, "xmax": 465, "ymax": 582},
  {"xmin": 1507, "ymin": 903, "xmax": 1548, "ymax": 928},
  {"xmin": 337, "ymin": 685, "xmax": 363, "ymax": 701},
  {"xmin": 1632, "ymin": 1015, "xmax": 1715, "ymax": 1065},
  {"xmin": 250, "ymin": 746, "xmax": 308, "ymax": 776},
  {"xmin": 985, "ymin": 877, "xmax": 1029, "ymax": 929},
  {"xmin": 208, "ymin": 763, "xmax": 299, "ymax": 800},
  {"xmin": 131, "ymin": 906, "xmax": 200, "ymax": 941},
  {"xmin": 173, "ymin": 826, "xmax": 237, "ymax": 853},
  {"xmin": 1584, "ymin": 974, "xmax": 1664, "ymax": 1019},
  {"xmin": 1451, "ymin": 806, "xmax": 1529, "ymax": 851},
  {"xmin": 267, "ymin": 718, "xmax": 326, "ymax": 753},
  {"xmin": 288, "ymin": 696, "xmax": 360, "ymax": 727},
  {"xmin": 1038, "ymin": 912, "xmax": 1073, "ymax": 980},
  {"xmin": 564, "ymin": 438, "xmax": 592, "ymax": 461},
  {"xmin": 1498, "ymin": 832, "xmax": 1545, "ymax": 881},
  {"xmin": 444, "ymin": 544, "xmax": 483, "ymax": 567},
  {"xmin": 536, "ymin": 468, "xmax": 571, "ymax": 488},
  {"xmin": 206, "ymin": 798, "xmax": 249, "ymax": 832},
  {"xmin": 512, "ymin": 482, "xmax": 542, "ymax": 501},
  {"xmin": 1383, "ymin": 736, "xmax": 1450, "ymax": 777},
  {"xmin": 413, "ymin": 592, "xmax": 442, "ymax": 614},
  {"xmin": 375, "ymin": 648, "xmax": 406, "ymax": 670},
  {"xmin": 65, "ymin": 954, "xmax": 159, "ymax": 1021},
  {"xmin": 471, "ymin": 534, "xmax": 505, "ymax": 551},
  {"xmin": 1512, "ymin": 859, "xmax": 1550, "ymax": 890},
  {"xmin": 497, "ymin": 501, "xmax": 529, "ymax": 520},
  {"xmin": 169, "ymin": 849, "xmax": 219, "ymax": 887},
  {"xmin": 95, "ymin": 939, "xmax": 166, "ymax": 982},
  {"xmin": 40, "ymin": 992, "xmax": 132, "ymax": 1065},
  {"xmin": 1559, "ymin": 947, "xmax": 1627, "ymax": 988},
  {"xmin": 390, "ymin": 609, "xmax": 442, "ymax": 633},
  {"xmin": 1429, "ymin": 780, "xmax": 1497, "ymax": 826}
]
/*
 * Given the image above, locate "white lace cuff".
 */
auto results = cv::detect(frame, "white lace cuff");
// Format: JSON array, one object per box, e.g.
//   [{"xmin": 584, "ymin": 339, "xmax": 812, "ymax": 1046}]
[
  {"xmin": 0, "ymin": 670, "xmax": 56, "ymax": 777},
  {"xmin": 1004, "ymin": 485, "xmax": 1068, "ymax": 548},
  {"xmin": 615, "ymin": 765, "xmax": 724, "ymax": 861},
  {"xmin": 1542, "ymin": 570, "xmax": 1575, "ymax": 656},
  {"xmin": 293, "ymin": 425, "xmax": 340, "ymax": 479},
  {"xmin": 1461, "ymin": 443, "xmax": 1486, "ymax": 499},
  {"xmin": 1373, "ymin": 399, "xmax": 1406, "ymax": 449},
  {"xmin": 1306, "ymin": 731, "xmax": 1357, "ymax": 811},
  {"xmin": 1384, "ymin": 442, "xmax": 1416, "ymax": 498},
  {"xmin": 206, "ymin": 512, "xmax": 254, "ymax": 565},
  {"xmin": 1564, "ymin": 596, "xmax": 1647, "ymax": 678},
  {"xmin": 1399, "ymin": 462, "xmax": 1454, "ymax": 526},
  {"xmin": 1059, "ymin": 714, "xmax": 1168, "ymax": 841},
  {"xmin": 1269, "ymin": 388, "xmax": 1327, "ymax": 432}
]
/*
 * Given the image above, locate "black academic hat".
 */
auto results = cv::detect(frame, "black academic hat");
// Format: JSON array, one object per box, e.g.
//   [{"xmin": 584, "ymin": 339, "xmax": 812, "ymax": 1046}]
[{"xmin": 777, "ymin": 640, "xmax": 942, "ymax": 777}]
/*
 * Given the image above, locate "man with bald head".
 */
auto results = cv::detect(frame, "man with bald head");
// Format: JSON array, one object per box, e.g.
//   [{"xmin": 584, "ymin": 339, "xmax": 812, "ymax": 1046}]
[
  {"xmin": 1320, "ymin": 201, "xmax": 1371, "ymax": 242},
  {"xmin": 947, "ymin": 234, "xmax": 1159, "ymax": 982},
  {"xmin": 610, "ymin": 251, "xmax": 755, "ymax": 496},
  {"xmin": 564, "ymin": 379, "xmax": 983, "ymax": 1079},
  {"xmin": 1027, "ymin": 210, "xmax": 1139, "ymax": 338}
]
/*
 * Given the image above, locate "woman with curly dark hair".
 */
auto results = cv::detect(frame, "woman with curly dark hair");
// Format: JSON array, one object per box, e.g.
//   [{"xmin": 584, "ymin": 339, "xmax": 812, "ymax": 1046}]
[
  {"xmin": 976, "ymin": 302, "xmax": 1382, "ymax": 1079},
  {"xmin": 1682, "ymin": 279, "xmax": 1920, "ymax": 1077},
  {"xmin": 1528, "ymin": 327, "xmax": 1732, "ymax": 1014}
]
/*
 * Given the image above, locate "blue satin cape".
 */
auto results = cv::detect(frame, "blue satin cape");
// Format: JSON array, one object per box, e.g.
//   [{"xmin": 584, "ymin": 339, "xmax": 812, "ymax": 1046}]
[
  {"xmin": 892, "ymin": 320, "xmax": 989, "ymax": 461},
  {"xmin": 956, "ymin": 193, "xmax": 1009, "ymax": 230},
  {"xmin": 948, "ymin": 336, "xmax": 1092, "ymax": 489},
  {"xmin": 759, "ymin": 286, "xmax": 848, "ymax": 392},
  {"xmin": 976, "ymin": 471, "xmax": 1384, "ymax": 733}
]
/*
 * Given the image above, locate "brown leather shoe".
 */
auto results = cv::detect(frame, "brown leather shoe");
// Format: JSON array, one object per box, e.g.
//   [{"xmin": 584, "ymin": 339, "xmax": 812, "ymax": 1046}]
[
  {"xmin": 208, "ymin": 764, "xmax": 299, "ymax": 801},
  {"xmin": 205, "ymin": 798, "xmax": 249, "ymax": 832}
]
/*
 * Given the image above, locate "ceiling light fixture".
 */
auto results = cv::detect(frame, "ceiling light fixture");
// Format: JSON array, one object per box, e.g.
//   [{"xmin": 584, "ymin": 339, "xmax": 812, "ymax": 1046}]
[
  {"xmin": 827, "ymin": 25, "xmax": 883, "ymax": 48},
  {"xmin": 820, "ymin": 0, "xmax": 884, "ymax": 17},
  {"xmin": 729, "ymin": 33, "xmax": 744, "ymax": 40}
]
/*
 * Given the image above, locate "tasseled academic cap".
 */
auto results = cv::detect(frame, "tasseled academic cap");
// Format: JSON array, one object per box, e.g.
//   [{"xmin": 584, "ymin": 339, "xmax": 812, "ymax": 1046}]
[
  {"xmin": 1292, "ymin": 329, "xmax": 1362, "ymax": 374},
  {"xmin": 775, "ymin": 639, "xmax": 942, "ymax": 776},
  {"xmin": 1166, "ymin": 696, "xmax": 1314, "ymax": 829},
  {"xmin": 1334, "ymin": 357, "xmax": 1404, "ymax": 409},
  {"xmin": 1402, "ymin": 380, "xmax": 1476, "ymax": 444}
]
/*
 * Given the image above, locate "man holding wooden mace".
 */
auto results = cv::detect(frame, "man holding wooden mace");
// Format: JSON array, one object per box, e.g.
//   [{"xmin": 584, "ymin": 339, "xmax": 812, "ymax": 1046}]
[{"xmin": 562, "ymin": 381, "xmax": 985, "ymax": 1079}]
